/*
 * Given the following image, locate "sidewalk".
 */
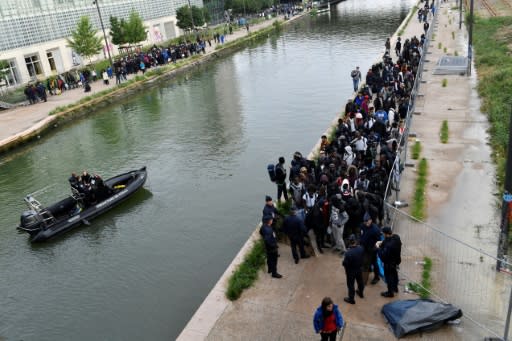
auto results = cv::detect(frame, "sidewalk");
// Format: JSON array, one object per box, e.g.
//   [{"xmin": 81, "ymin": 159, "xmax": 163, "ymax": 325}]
[
  {"xmin": 0, "ymin": 14, "xmax": 292, "ymax": 153},
  {"xmin": 179, "ymin": 4, "xmax": 492, "ymax": 341}
]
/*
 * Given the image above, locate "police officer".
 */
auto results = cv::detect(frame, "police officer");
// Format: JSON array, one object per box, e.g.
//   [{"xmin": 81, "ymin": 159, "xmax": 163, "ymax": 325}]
[
  {"xmin": 360, "ymin": 212, "xmax": 382, "ymax": 285},
  {"xmin": 260, "ymin": 215, "xmax": 282, "ymax": 279},
  {"xmin": 342, "ymin": 234, "xmax": 364, "ymax": 304},
  {"xmin": 282, "ymin": 205, "xmax": 309, "ymax": 264},
  {"xmin": 377, "ymin": 226, "xmax": 402, "ymax": 297},
  {"xmin": 262, "ymin": 195, "xmax": 279, "ymax": 224}
]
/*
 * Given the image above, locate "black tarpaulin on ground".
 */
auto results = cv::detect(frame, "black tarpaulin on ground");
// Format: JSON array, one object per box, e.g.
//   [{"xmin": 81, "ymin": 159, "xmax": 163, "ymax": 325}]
[{"xmin": 381, "ymin": 299, "xmax": 463, "ymax": 338}]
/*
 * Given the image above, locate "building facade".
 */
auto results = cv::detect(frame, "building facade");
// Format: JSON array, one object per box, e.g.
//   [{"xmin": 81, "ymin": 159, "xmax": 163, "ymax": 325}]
[{"xmin": 0, "ymin": 0, "xmax": 203, "ymax": 87}]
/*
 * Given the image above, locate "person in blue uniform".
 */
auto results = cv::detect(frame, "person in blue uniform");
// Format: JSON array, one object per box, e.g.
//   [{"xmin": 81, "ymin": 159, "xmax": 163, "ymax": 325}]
[
  {"xmin": 281, "ymin": 205, "xmax": 309, "ymax": 264},
  {"xmin": 262, "ymin": 195, "xmax": 279, "ymax": 224},
  {"xmin": 377, "ymin": 226, "xmax": 402, "ymax": 297},
  {"xmin": 342, "ymin": 234, "xmax": 364, "ymax": 304},
  {"xmin": 260, "ymin": 215, "xmax": 282, "ymax": 278},
  {"xmin": 360, "ymin": 212, "xmax": 381, "ymax": 284}
]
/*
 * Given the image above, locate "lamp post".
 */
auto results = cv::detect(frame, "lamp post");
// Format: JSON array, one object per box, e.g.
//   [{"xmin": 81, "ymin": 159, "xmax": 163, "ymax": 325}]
[
  {"xmin": 467, "ymin": 0, "xmax": 474, "ymax": 75},
  {"xmin": 93, "ymin": 0, "xmax": 113, "ymax": 69},
  {"xmin": 187, "ymin": 0, "xmax": 195, "ymax": 32}
]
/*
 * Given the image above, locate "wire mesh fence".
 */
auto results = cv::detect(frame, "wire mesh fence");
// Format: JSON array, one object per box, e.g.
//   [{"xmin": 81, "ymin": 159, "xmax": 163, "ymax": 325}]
[{"xmin": 379, "ymin": 1, "xmax": 512, "ymax": 339}]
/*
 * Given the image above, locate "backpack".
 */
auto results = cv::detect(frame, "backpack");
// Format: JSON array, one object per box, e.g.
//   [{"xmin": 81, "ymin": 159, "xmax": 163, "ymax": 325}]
[{"xmin": 267, "ymin": 164, "xmax": 276, "ymax": 182}]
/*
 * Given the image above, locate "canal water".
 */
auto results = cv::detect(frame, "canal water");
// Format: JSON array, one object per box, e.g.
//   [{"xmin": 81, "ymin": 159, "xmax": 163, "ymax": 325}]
[{"xmin": 0, "ymin": 0, "xmax": 415, "ymax": 339}]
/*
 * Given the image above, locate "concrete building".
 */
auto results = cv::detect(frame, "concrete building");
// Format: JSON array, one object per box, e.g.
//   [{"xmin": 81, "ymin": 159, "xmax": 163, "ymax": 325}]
[{"xmin": 0, "ymin": 0, "xmax": 203, "ymax": 87}]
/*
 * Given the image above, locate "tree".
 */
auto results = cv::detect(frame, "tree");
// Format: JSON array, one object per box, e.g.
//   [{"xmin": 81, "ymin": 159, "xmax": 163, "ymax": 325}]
[
  {"xmin": 109, "ymin": 16, "xmax": 126, "ymax": 46},
  {"xmin": 67, "ymin": 16, "xmax": 103, "ymax": 64},
  {"xmin": 176, "ymin": 5, "xmax": 210, "ymax": 30},
  {"xmin": 124, "ymin": 10, "xmax": 147, "ymax": 45}
]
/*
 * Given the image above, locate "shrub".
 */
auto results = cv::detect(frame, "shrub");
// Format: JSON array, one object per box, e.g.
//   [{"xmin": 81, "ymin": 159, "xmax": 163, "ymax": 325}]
[{"xmin": 226, "ymin": 240, "xmax": 266, "ymax": 301}]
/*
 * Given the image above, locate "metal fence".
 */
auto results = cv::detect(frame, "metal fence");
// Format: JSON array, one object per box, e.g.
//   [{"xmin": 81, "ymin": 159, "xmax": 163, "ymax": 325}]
[{"xmin": 381, "ymin": 1, "xmax": 512, "ymax": 339}]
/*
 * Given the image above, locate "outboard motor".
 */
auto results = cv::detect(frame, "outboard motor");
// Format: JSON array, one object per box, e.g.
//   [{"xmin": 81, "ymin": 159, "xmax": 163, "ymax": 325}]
[{"xmin": 19, "ymin": 210, "xmax": 44, "ymax": 233}]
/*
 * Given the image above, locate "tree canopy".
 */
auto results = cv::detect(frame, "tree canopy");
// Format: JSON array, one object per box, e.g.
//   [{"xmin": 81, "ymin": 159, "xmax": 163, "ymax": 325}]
[
  {"xmin": 176, "ymin": 5, "xmax": 210, "ymax": 30},
  {"xmin": 109, "ymin": 11, "xmax": 147, "ymax": 46},
  {"xmin": 66, "ymin": 16, "xmax": 103, "ymax": 63}
]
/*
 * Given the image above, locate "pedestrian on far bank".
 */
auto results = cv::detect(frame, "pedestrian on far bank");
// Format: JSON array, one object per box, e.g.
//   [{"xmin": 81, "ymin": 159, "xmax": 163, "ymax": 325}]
[
  {"xmin": 246, "ymin": 22, "xmax": 250, "ymax": 32},
  {"xmin": 342, "ymin": 234, "xmax": 365, "ymax": 305},
  {"xmin": 423, "ymin": 21, "xmax": 430, "ymax": 35},
  {"xmin": 91, "ymin": 69, "xmax": 97, "ymax": 82},
  {"xmin": 377, "ymin": 226, "xmax": 402, "ymax": 297},
  {"xmin": 351, "ymin": 66, "xmax": 361, "ymax": 92},
  {"xmin": 313, "ymin": 297, "xmax": 345, "ymax": 341},
  {"xmin": 102, "ymin": 70, "xmax": 109, "ymax": 85},
  {"xmin": 282, "ymin": 205, "xmax": 309, "ymax": 264},
  {"xmin": 275, "ymin": 157, "xmax": 289, "ymax": 202},
  {"xmin": 260, "ymin": 215, "xmax": 282, "ymax": 278}
]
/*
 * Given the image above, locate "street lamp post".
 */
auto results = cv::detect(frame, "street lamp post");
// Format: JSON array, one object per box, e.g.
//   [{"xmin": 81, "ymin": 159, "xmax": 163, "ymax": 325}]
[
  {"xmin": 93, "ymin": 0, "xmax": 113, "ymax": 69},
  {"xmin": 187, "ymin": 0, "xmax": 195, "ymax": 32}
]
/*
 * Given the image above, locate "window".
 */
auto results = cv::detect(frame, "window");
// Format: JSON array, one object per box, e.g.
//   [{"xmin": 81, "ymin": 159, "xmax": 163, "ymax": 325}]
[
  {"xmin": 47, "ymin": 51, "xmax": 56, "ymax": 71},
  {"xmin": 3, "ymin": 59, "xmax": 20, "ymax": 86},
  {"xmin": 25, "ymin": 54, "xmax": 42, "ymax": 78}
]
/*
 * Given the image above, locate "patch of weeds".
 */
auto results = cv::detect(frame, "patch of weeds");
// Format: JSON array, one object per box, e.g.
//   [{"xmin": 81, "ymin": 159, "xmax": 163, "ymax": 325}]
[
  {"xmin": 411, "ymin": 140, "xmax": 422, "ymax": 159},
  {"xmin": 438, "ymin": 42, "xmax": 442, "ymax": 49},
  {"xmin": 408, "ymin": 257, "xmax": 433, "ymax": 299},
  {"xmin": 440, "ymin": 120, "xmax": 449, "ymax": 143},
  {"xmin": 226, "ymin": 240, "xmax": 266, "ymax": 301},
  {"xmin": 411, "ymin": 158, "xmax": 428, "ymax": 220},
  {"xmin": 442, "ymin": 78, "xmax": 448, "ymax": 87}
]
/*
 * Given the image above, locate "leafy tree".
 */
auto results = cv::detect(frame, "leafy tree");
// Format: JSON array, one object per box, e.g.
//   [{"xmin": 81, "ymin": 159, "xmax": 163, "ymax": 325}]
[
  {"xmin": 0, "ymin": 60, "xmax": 9, "ymax": 85},
  {"xmin": 109, "ymin": 16, "xmax": 126, "ymax": 46},
  {"xmin": 66, "ymin": 16, "xmax": 103, "ymax": 63},
  {"xmin": 124, "ymin": 10, "xmax": 147, "ymax": 45},
  {"xmin": 176, "ymin": 5, "xmax": 210, "ymax": 30}
]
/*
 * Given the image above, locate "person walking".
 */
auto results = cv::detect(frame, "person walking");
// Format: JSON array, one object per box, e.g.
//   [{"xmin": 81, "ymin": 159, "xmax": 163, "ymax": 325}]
[
  {"xmin": 395, "ymin": 37, "xmax": 402, "ymax": 57},
  {"xmin": 377, "ymin": 226, "xmax": 402, "ymax": 297},
  {"xmin": 351, "ymin": 66, "xmax": 361, "ymax": 92},
  {"xmin": 260, "ymin": 215, "xmax": 282, "ymax": 278},
  {"xmin": 282, "ymin": 205, "xmax": 309, "ymax": 264},
  {"xmin": 275, "ymin": 157, "xmax": 289, "ymax": 202},
  {"xmin": 313, "ymin": 297, "xmax": 345, "ymax": 341},
  {"xmin": 342, "ymin": 235, "xmax": 365, "ymax": 304},
  {"xmin": 330, "ymin": 198, "xmax": 349, "ymax": 256}
]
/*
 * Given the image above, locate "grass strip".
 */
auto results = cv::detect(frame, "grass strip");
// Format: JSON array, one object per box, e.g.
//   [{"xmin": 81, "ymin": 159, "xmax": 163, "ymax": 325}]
[
  {"xmin": 411, "ymin": 158, "xmax": 428, "ymax": 220},
  {"xmin": 408, "ymin": 257, "xmax": 433, "ymax": 299},
  {"xmin": 226, "ymin": 239, "xmax": 266, "ymax": 301},
  {"xmin": 411, "ymin": 140, "xmax": 421, "ymax": 160},
  {"xmin": 472, "ymin": 16, "xmax": 512, "ymax": 188},
  {"xmin": 440, "ymin": 120, "xmax": 449, "ymax": 143}
]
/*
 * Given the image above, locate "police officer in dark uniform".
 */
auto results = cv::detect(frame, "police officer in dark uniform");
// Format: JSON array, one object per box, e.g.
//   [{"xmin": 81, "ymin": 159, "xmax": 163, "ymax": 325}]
[
  {"xmin": 281, "ymin": 205, "xmax": 310, "ymax": 264},
  {"xmin": 360, "ymin": 212, "xmax": 382, "ymax": 284},
  {"xmin": 377, "ymin": 226, "xmax": 402, "ymax": 297},
  {"xmin": 262, "ymin": 196, "xmax": 279, "ymax": 223},
  {"xmin": 342, "ymin": 234, "xmax": 364, "ymax": 304},
  {"xmin": 260, "ymin": 215, "xmax": 282, "ymax": 279}
]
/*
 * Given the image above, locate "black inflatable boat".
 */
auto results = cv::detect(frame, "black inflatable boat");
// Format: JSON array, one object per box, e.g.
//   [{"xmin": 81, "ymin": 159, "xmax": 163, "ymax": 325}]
[{"xmin": 17, "ymin": 167, "xmax": 147, "ymax": 242}]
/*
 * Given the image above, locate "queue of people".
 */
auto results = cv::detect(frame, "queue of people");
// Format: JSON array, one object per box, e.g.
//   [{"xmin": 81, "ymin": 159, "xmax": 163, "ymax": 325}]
[{"xmin": 258, "ymin": 25, "xmax": 427, "ymax": 337}]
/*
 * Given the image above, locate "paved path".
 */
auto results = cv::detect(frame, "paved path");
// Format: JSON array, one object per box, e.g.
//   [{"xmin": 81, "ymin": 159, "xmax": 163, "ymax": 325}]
[
  {"xmin": 180, "ymin": 4, "xmax": 495, "ymax": 341},
  {"xmin": 0, "ymin": 15, "xmax": 290, "ymax": 151}
]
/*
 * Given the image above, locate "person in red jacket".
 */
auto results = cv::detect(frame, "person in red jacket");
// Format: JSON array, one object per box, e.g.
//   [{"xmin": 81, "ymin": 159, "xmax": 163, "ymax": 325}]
[{"xmin": 313, "ymin": 297, "xmax": 345, "ymax": 341}]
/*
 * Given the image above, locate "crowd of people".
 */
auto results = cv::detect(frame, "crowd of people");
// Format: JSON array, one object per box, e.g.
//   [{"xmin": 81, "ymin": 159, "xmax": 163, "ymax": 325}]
[{"xmin": 259, "ymin": 16, "xmax": 429, "ymax": 325}]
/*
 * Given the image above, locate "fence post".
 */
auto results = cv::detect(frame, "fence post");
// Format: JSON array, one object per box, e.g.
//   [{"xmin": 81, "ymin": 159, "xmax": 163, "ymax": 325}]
[{"xmin": 504, "ymin": 288, "xmax": 512, "ymax": 341}]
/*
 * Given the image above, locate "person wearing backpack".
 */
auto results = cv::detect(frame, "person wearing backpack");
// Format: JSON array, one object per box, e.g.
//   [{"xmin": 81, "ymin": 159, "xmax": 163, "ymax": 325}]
[
  {"xmin": 275, "ymin": 157, "xmax": 288, "ymax": 202},
  {"xmin": 350, "ymin": 66, "xmax": 361, "ymax": 92}
]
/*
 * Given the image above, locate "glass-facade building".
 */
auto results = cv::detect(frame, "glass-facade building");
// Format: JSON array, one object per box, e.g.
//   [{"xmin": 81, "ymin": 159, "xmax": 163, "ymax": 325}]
[{"xmin": 0, "ymin": 0, "xmax": 203, "ymax": 86}]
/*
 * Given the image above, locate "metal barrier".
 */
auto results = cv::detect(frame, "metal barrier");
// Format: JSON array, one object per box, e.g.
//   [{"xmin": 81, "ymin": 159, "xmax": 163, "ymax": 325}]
[{"xmin": 381, "ymin": 1, "xmax": 512, "ymax": 339}]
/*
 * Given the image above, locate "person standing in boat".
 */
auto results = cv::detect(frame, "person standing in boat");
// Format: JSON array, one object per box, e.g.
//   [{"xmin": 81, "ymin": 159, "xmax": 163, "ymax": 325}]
[{"xmin": 68, "ymin": 173, "xmax": 80, "ymax": 190}]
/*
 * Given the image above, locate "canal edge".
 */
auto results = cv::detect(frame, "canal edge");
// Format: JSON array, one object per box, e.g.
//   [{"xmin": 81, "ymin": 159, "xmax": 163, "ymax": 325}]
[
  {"xmin": 0, "ymin": 14, "xmax": 306, "ymax": 157},
  {"xmin": 177, "ymin": 3, "xmax": 422, "ymax": 340}
]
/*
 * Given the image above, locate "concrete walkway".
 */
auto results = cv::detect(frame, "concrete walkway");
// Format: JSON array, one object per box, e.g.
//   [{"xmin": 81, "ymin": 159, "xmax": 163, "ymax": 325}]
[
  {"xmin": 0, "ymin": 14, "xmax": 293, "ymax": 152},
  {"xmin": 179, "ymin": 3, "xmax": 496, "ymax": 341}
]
